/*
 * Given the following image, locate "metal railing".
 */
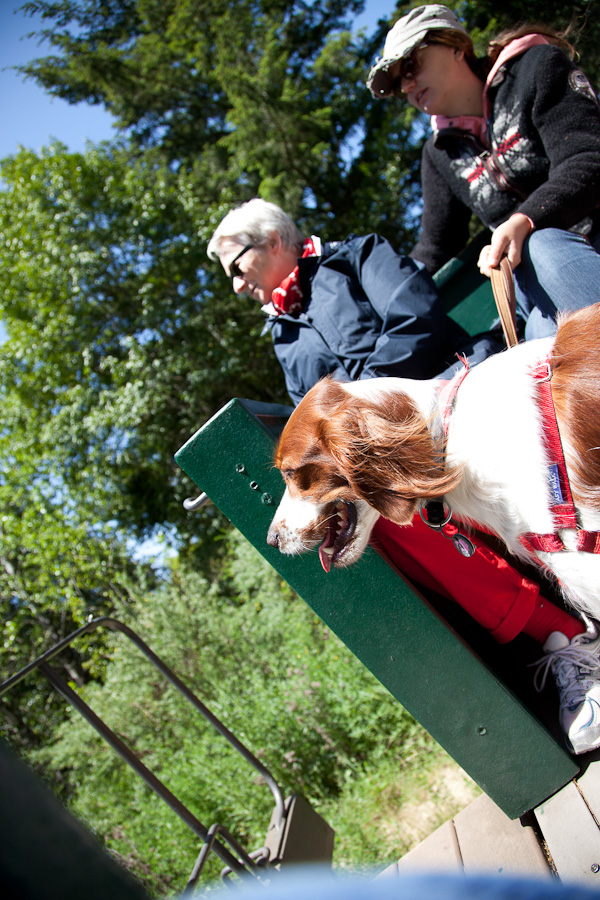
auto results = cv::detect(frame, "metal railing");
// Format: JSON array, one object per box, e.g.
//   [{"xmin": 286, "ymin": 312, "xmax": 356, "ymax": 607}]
[{"xmin": 0, "ymin": 616, "xmax": 286, "ymax": 890}]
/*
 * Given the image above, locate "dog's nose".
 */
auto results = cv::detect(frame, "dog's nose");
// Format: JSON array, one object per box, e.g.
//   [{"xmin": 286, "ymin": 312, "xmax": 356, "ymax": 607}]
[{"xmin": 266, "ymin": 529, "xmax": 280, "ymax": 549}]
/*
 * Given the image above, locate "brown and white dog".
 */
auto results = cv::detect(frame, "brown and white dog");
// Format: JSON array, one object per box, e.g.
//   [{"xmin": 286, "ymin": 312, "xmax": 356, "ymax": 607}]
[{"xmin": 267, "ymin": 303, "xmax": 600, "ymax": 621}]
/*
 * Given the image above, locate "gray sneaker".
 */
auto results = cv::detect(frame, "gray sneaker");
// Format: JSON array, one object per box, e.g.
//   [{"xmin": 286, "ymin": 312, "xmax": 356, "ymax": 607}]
[{"xmin": 532, "ymin": 620, "xmax": 600, "ymax": 755}]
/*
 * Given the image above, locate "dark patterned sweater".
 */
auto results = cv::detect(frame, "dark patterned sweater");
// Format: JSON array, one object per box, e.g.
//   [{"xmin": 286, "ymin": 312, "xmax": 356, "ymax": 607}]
[{"xmin": 411, "ymin": 44, "xmax": 600, "ymax": 273}]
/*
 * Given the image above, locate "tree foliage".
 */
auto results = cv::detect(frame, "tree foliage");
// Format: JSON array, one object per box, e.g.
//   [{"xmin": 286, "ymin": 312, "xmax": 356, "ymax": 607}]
[
  {"xmin": 460, "ymin": 1, "xmax": 600, "ymax": 85},
  {"xmin": 1, "ymin": 4, "xmax": 431, "ymax": 699},
  {"xmin": 0, "ymin": 144, "xmax": 289, "ymax": 536},
  {"xmin": 19, "ymin": 0, "xmax": 426, "ymax": 242}
]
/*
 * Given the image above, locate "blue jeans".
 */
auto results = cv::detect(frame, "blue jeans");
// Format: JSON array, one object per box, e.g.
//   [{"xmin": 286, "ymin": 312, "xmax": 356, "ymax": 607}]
[{"xmin": 513, "ymin": 227, "xmax": 600, "ymax": 340}]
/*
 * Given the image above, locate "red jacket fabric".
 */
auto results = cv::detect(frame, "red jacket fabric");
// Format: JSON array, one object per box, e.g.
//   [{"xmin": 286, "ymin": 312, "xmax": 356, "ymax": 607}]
[{"xmin": 371, "ymin": 515, "xmax": 539, "ymax": 644}]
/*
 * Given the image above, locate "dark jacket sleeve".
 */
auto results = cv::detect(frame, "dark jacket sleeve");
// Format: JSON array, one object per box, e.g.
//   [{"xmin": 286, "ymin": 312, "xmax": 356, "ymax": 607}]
[
  {"xmin": 515, "ymin": 46, "xmax": 600, "ymax": 231},
  {"xmin": 345, "ymin": 234, "xmax": 464, "ymax": 379},
  {"xmin": 410, "ymin": 141, "xmax": 473, "ymax": 273},
  {"xmin": 269, "ymin": 233, "xmax": 470, "ymax": 405},
  {"xmin": 270, "ymin": 317, "xmax": 351, "ymax": 406}
]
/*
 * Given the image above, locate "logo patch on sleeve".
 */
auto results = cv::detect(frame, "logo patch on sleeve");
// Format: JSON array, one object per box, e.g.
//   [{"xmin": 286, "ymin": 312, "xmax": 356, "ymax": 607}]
[{"xmin": 569, "ymin": 70, "xmax": 597, "ymax": 103}]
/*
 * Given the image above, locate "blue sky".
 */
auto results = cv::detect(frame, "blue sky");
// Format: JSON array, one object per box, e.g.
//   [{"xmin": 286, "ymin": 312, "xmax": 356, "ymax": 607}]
[
  {"xmin": 1, "ymin": 0, "xmax": 394, "ymax": 161},
  {"xmin": 0, "ymin": 2, "xmax": 117, "ymax": 159}
]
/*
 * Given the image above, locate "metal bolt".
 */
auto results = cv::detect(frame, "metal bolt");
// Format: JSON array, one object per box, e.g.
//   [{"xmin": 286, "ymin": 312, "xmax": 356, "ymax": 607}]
[
  {"xmin": 591, "ymin": 864, "xmax": 600, "ymax": 874},
  {"xmin": 477, "ymin": 726, "xmax": 487, "ymax": 736},
  {"xmin": 250, "ymin": 481, "xmax": 260, "ymax": 491},
  {"xmin": 235, "ymin": 463, "xmax": 246, "ymax": 474},
  {"xmin": 261, "ymin": 493, "xmax": 273, "ymax": 505}
]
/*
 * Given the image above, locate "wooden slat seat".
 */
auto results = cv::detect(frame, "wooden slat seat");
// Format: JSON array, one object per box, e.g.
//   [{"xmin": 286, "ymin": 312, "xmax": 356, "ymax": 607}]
[
  {"xmin": 378, "ymin": 792, "xmax": 551, "ymax": 878},
  {"xmin": 377, "ymin": 758, "xmax": 600, "ymax": 884}
]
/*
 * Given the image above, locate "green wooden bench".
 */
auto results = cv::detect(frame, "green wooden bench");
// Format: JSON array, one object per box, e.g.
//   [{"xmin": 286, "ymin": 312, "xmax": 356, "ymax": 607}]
[
  {"xmin": 434, "ymin": 229, "xmax": 499, "ymax": 333},
  {"xmin": 175, "ymin": 238, "xmax": 579, "ymax": 822}
]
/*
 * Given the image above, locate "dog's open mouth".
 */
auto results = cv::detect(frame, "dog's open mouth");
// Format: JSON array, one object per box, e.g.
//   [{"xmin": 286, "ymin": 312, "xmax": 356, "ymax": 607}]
[{"xmin": 318, "ymin": 501, "xmax": 357, "ymax": 573}]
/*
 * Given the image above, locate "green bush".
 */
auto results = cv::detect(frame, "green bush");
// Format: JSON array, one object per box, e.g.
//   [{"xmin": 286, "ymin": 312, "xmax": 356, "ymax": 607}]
[{"xmin": 34, "ymin": 532, "xmax": 437, "ymax": 894}]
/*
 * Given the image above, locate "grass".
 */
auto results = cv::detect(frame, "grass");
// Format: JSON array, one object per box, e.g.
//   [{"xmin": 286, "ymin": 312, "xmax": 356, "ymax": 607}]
[{"xmin": 322, "ymin": 737, "xmax": 481, "ymax": 876}]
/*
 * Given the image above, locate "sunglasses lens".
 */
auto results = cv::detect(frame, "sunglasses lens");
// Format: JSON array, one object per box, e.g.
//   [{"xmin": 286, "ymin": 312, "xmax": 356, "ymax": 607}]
[
  {"xmin": 229, "ymin": 244, "xmax": 254, "ymax": 280},
  {"xmin": 399, "ymin": 42, "xmax": 429, "ymax": 84},
  {"xmin": 401, "ymin": 56, "xmax": 416, "ymax": 80}
]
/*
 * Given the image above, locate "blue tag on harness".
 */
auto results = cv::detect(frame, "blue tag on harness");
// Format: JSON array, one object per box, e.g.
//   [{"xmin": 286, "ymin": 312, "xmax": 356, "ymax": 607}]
[{"xmin": 548, "ymin": 463, "xmax": 564, "ymax": 505}]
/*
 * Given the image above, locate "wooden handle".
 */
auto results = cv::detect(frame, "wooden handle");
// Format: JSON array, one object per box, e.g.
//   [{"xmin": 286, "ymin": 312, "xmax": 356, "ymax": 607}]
[{"xmin": 489, "ymin": 257, "xmax": 519, "ymax": 349}]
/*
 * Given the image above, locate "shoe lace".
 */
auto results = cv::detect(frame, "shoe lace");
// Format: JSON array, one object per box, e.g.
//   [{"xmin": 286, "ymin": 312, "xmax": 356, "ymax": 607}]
[{"xmin": 530, "ymin": 642, "xmax": 599, "ymax": 709}]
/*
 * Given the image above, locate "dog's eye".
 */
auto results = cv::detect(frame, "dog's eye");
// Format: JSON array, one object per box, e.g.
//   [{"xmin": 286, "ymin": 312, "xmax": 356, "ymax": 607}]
[{"xmin": 293, "ymin": 464, "xmax": 348, "ymax": 493}]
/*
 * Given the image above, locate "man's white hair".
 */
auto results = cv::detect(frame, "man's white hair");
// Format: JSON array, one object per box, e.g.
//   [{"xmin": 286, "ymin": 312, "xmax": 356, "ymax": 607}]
[{"xmin": 207, "ymin": 198, "xmax": 304, "ymax": 260}]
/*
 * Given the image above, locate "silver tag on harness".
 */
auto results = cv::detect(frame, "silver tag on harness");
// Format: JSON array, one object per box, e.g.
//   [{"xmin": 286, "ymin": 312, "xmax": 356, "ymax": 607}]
[
  {"xmin": 420, "ymin": 501, "xmax": 477, "ymax": 558},
  {"xmin": 452, "ymin": 533, "xmax": 476, "ymax": 558}
]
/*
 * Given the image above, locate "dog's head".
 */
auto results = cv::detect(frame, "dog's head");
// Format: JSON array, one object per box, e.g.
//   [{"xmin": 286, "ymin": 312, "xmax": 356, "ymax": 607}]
[{"xmin": 267, "ymin": 377, "xmax": 460, "ymax": 571}]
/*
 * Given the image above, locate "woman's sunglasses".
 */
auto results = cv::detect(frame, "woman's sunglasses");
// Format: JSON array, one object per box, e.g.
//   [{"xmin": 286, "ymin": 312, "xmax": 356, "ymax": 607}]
[{"xmin": 393, "ymin": 42, "xmax": 430, "ymax": 93}]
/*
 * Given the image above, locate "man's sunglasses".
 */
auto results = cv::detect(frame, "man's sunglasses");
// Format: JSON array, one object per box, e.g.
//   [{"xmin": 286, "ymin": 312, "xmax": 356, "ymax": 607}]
[{"xmin": 229, "ymin": 244, "xmax": 254, "ymax": 279}]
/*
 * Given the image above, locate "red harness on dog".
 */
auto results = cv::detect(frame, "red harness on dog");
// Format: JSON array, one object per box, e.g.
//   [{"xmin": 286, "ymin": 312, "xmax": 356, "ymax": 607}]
[
  {"xmin": 434, "ymin": 353, "xmax": 600, "ymax": 558},
  {"xmin": 520, "ymin": 358, "xmax": 600, "ymax": 555},
  {"xmin": 437, "ymin": 355, "xmax": 470, "ymax": 441}
]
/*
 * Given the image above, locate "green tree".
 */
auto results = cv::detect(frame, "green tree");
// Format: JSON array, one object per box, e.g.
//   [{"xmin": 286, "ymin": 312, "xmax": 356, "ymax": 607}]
[
  {"xmin": 19, "ymin": 0, "xmax": 426, "ymax": 245},
  {"xmin": 457, "ymin": 1, "xmax": 600, "ymax": 86},
  {"xmin": 0, "ymin": 2, "xmax": 427, "ymax": 654},
  {"xmin": 0, "ymin": 462, "xmax": 142, "ymax": 760},
  {"xmin": 0, "ymin": 141, "xmax": 285, "ymax": 761},
  {"xmin": 17, "ymin": 1, "xmax": 600, "ymax": 245},
  {"xmin": 0, "ymin": 144, "xmax": 287, "ymax": 540},
  {"xmin": 37, "ymin": 533, "xmax": 429, "ymax": 893}
]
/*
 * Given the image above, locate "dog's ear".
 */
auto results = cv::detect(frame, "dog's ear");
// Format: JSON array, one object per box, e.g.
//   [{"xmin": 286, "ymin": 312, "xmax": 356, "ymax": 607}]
[
  {"xmin": 358, "ymin": 488, "xmax": 418, "ymax": 525},
  {"xmin": 322, "ymin": 390, "xmax": 461, "ymax": 524}
]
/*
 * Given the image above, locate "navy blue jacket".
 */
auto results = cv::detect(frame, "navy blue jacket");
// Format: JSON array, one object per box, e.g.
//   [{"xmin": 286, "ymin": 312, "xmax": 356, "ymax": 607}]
[{"xmin": 263, "ymin": 234, "xmax": 496, "ymax": 405}]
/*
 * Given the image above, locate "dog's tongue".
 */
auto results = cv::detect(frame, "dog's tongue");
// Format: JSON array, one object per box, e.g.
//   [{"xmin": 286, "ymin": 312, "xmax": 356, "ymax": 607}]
[{"xmin": 318, "ymin": 523, "xmax": 336, "ymax": 574}]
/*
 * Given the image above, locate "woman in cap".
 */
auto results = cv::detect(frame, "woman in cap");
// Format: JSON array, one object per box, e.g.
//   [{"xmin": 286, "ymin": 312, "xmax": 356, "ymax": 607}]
[{"xmin": 368, "ymin": 4, "xmax": 600, "ymax": 339}]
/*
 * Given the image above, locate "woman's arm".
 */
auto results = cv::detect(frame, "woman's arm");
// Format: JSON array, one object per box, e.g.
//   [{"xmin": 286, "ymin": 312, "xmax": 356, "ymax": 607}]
[
  {"xmin": 477, "ymin": 212, "xmax": 534, "ymax": 275},
  {"xmin": 516, "ymin": 46, "xmax": 600, "ymax": 231},
  {"xmin": 480, "ymin": 46, "xmax": 600, "ymax": 273}
]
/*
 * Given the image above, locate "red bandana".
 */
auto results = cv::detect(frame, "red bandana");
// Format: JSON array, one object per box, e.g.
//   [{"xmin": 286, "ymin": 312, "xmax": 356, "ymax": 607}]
[{"xmin": 271, "ymin": 237, "xmax": 317, "ymax": 316}]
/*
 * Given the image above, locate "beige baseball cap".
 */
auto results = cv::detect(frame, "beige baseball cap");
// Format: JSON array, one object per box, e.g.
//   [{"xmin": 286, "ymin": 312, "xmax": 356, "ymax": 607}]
[{"xmin": 367, "ymin": 4, "xmax": 468, "ymax": 98}]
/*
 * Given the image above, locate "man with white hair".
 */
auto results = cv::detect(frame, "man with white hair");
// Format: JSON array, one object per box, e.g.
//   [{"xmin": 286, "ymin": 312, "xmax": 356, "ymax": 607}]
[{"xmin": 207, "ymin": 198, "xmax": 499, "ymax": 404}]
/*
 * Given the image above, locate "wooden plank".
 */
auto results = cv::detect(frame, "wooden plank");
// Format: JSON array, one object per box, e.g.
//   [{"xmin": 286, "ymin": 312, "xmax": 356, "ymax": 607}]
[
  {"xmin": 453, "ymin": 793, "xmax": 551, "ymax": 877},
  {"xmin": 383, "ymin": 793, "xmax": 550, "ymax": 879},
  {"xmin": 395, "ymin": 819, "xmax": 463, "ymax": 873},
  {"xmin": 534, "ymin": 781, "xmax": 600, "ymax": 882},
  {"xmin": 576, "ymin": 759, "xmax": 600, "ymax": 825},
  {"xmin": 175, "ymin": 398, "xmax": 578, "ymax": 819}
]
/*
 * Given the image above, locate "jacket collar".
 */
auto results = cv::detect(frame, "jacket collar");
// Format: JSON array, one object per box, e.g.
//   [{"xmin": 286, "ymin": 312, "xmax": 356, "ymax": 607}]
[
  {"xmin": 432, "ymin": 34, "xmax": 550, "ymax": 146},
  {"xmin": 261, "ymin": 235, "xmax": 322, "ymax": 318}
]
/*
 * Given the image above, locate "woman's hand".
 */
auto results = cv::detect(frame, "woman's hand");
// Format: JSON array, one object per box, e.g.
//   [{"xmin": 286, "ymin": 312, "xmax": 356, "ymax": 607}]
[{"xmin": 477, "ymin": 213, "xmax": 534, "ymax": 276}]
